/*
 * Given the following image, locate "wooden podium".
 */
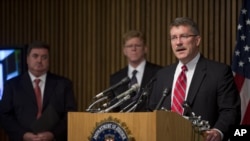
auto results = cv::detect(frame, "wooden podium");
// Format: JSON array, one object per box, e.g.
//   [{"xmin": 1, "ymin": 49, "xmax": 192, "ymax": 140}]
[{"xmin": 68, "ymin": 111, "xmax": 205, "ymax": 141}]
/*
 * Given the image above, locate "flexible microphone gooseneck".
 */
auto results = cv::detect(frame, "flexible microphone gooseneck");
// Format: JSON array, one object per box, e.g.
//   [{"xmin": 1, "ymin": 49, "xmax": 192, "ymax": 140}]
[
  {"xmin": 94, "ymin": 76, "xmax": 130, "ymax": 99},
  {"xmin": 155, "ymin": 88, "xmax": 170, "ymax": 110}
]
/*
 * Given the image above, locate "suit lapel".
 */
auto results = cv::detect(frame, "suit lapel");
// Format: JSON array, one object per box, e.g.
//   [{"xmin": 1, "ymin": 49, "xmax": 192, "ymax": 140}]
[
  {"xmin": 165, "ymin": 64, "xmax": 177, "ymax": 110},
  {"xmin": 20, "ymin": 72, "xmax": 38, "ymax": 105},
  {"xmin": 43, "ymin": 73, "xmax": 56, "ymax": 108},
  {"xmin": 186, "ymin": 57, "xmax": 207, "ymax": 106},
  {"xmin": 141, "ymin": 62, "xmax": 154, "ymax": 88},
  {"xmin": 120, "ymin": 68, "xmax": 130, "ymax": 92}
]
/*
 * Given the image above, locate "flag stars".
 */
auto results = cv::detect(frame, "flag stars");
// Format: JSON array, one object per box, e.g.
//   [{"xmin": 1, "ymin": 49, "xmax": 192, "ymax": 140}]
[
  {"xmin": 241, "ymin": 34, "xmax": 246, "ymax": 41},
  {"xmin": 238, "ymin": 24, "xmax": 243, "ymax": 30},
  {"xmin": 242, "ymin": 8, "xmax": 247, "ymax": 14},
  {"xmin": 244, "ymin": 45, "xmax": 250, "ymax": 51},
  {"xmin": 247, "ymin": 19, "xmax": 250, "ymax": 25},
  {"xmin": 235, "ymin": 50, "xmax": 240, "ymax": 56},
  {"xmin": 238, "ymin": 61, "xmax": 244, "ymax": 67}
]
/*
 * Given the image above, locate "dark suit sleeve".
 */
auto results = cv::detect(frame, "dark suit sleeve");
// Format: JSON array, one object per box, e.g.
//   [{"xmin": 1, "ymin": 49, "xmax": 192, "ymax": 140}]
[
  {"xmin": 148, "ymin": 66, "xmax": 174, "ymax": 111},
  {"xmin": 212, "ymin": 65, "xmax": 241, "ymax": 139},
  {"xmin": 0, "ymin": 79, "xmax": 28, "ymax": 141},
  {"xmin": 49, "ymin": 78, "xmax": 77, "ymax": 140}
]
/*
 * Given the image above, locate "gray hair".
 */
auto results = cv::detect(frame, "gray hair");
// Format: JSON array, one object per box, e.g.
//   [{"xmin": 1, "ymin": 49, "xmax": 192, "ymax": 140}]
[{"xmin": 169, "ymin": 17, "xmax": 200, "ymax": 35}]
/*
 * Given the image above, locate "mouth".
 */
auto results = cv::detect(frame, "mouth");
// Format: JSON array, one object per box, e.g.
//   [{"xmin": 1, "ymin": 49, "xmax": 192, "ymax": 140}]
[{"xmin": 176, "ymin": 47, "xmax": 186, "ymax": 52}]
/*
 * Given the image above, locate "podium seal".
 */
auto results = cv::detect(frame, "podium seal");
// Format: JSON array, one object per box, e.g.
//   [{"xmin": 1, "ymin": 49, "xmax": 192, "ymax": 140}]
[{"xmin": 89, "ymin": 116, "xmax": 134, "ymax": 141}]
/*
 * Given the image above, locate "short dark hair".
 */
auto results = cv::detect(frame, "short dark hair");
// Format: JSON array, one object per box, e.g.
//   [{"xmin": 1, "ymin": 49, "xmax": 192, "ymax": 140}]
[
  {"xmin": 122, "ymin": 30, "xmax": 146, "ymax": 45},
  {"xmin": 27, "ymin": 41, "xmax": 50, "ymax": 55},
  {"xmin": 169, "ymin": 17, "xmax": 200, "ymax": 35}
]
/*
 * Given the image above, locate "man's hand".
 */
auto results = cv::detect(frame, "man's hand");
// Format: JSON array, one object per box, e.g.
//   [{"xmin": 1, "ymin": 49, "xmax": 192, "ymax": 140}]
[
  {"xmin": 23, "ymin": 131, "xmax": 54, "ymax": 141},
  {"xmin": 205, "ymin": 129, "xmax": 222, "ymax": 141}
]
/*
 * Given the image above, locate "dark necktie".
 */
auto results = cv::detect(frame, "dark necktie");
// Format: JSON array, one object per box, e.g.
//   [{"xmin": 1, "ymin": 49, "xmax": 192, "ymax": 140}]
[
  {"xmin": 34, "ymin": 79, "xmax": 42, "ymax": 119},
  {"xmin": 171, "ymin": 65, "xmax": 188, "ymax": 115},
  {"xmin": 130, "ymin": 70, "xmax": 139, "ymax": 100},
  {"xmin": 130, "ymin": 70, "xmax": 138, "ymax": 87}
]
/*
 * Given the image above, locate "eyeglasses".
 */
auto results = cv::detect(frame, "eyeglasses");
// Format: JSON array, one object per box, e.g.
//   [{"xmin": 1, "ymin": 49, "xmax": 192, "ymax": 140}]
[
  {"xmin": 124, "ymin": 44, "xmax": 143, "ymax": 48},
  {"xmin": 170, "ymin": 34, "xmax": 197, "ymax": 41}
]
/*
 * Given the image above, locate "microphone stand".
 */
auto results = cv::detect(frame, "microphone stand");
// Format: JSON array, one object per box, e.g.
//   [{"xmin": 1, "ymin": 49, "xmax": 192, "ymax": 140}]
[
  {"xmin": 86, "ymin": 96, "xmax": 108, "ymax": 112},
  {"xmin": 130, "ymin": 77, "xmax": 156, "ymax": 112},
  {"xmin": 93, "ymin": 76, "xmax": 130, "ymax": 99},
  {"xmin": 124, "ymin": 90, "xmax": 148, "ymax": 112},
  {"xmin": 119, "ymin": 100, "xmax": 137, "ymax": 112},
  {"xmin": 182, "ymin": 101, "xmax": 210, "ymax": 132},
  {"xmin": 102, "ymin": 94, "xmax": 132, "ymax": 113},
  {"xmin": 129, "ymin": 89, "xmax": 146, "ymax": 112},
  {"xmin": 124, "ymin": 101, "xmax": 140, "ymax": 112},
  {"xmin": 155, "ymin": 88, "xmax": 170, "ymax": 110}
]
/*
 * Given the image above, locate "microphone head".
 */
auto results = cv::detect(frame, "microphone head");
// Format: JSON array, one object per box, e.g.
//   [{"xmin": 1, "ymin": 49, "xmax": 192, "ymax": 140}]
[
  {"xmin": 131, "ymin": 83, "xmax": 140, "ymax": 91},
  {"xmin": 182, "ymin": 101, "xmax": 190, "ymax": 108},
  {"xmin": 121, "ymin": 76, "xmax": 131, "ymax": 83},
  {"xmin": 163, "ymin": 88, "xmax": 170, "ymax": 94},
  {"xmin": 149, "ymin": 77, "xmax": 156, "ymax": 84}
]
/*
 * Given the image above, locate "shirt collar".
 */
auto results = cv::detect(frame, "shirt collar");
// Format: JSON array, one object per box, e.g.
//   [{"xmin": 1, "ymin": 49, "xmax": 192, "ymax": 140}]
[
  {"xmin": 178, "ymin": 53, "xmax": 200, "ymax": 71},
  {"xmin": 28, "ymin": 71, "xmax": 47, "ymax": 83},
  {"xmin": 128, "ymin": 60, "xmax": 146, "ymax": 76}
]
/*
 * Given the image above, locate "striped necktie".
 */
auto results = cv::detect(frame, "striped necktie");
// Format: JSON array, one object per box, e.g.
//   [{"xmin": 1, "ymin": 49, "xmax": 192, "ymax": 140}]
[{"xmin": 171, "ymin": 65, "xmax": 188, "ymax": 115}]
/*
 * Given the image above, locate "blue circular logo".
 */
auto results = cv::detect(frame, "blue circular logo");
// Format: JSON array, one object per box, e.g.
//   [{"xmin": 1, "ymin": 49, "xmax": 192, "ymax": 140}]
[{"xmin": 90, "ymin": 121, "xmax": 129, "ymax": 141}]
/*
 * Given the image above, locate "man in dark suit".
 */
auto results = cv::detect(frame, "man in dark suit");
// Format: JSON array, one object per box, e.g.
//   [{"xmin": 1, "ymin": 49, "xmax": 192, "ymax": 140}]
[
  {"xmin": 110, "ymin": 30, "xmax": 162, "ymax": 112},
  {"xmin": 0, "ymin": 41, "xmax": 77, "ymax": 141},
  {"xmin": 148, "ymin": 17, "xmax": 241, "ymax": 141}
]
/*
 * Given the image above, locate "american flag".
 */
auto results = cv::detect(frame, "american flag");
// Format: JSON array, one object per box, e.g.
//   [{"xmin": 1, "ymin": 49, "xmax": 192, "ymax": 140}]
[{"xmin": 232, "ymin": 0, "xmax": 250, "ymax": 125}]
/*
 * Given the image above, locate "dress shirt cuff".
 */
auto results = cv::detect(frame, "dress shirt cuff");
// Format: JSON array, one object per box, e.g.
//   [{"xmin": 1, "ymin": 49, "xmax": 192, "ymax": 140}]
[{"xmin": 212, "ymin": 128, "xmax": 224, "ymax": 140}]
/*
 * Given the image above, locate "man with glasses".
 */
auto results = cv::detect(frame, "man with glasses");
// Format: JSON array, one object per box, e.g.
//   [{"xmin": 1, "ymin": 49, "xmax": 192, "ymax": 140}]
[
  {"xmin": 149, "ymin": 17, "xmax": 241, "ymax": 141},
  {"xmin": 109, "ymin": 30, "xmax": 162, "ymax": 112}
]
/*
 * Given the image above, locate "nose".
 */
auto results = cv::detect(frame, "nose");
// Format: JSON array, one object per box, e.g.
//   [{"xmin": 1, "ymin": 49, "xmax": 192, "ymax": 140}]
[
  {"xmin": 176, "ymin": 37, "xmax": 183, "ymax": 43},
  {"xmin": 37, "ymin": 56, "xmax": 43, "ymax": 62},
  {"xmin": 175, "ymin": 37, "xmax": 184, "ymax": 45}
]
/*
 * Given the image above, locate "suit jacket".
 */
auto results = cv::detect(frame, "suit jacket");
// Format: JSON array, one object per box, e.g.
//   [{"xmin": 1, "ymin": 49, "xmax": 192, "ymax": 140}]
[
  {"xmin": 149, "ymin": 55, "xmax": 241, "ymax": 141},
  {"xmin": 110, "ymin": 61, "xmax": 162, "ymax": 112},
  {"xmin": 0, "ymin": 72, "xmax": 77, "ymax": 141}
]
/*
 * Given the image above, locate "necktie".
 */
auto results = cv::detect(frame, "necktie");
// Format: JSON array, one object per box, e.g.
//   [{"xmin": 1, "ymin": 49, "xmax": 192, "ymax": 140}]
[
  {"xmin": 171, "ymin": 65, "xmax": 188, "ymax": 115},
  {"xmin": 130, "ymin": 70, "xmax": 139, "ymax": 100},
  {"xmin": 34, "ymin": 79, "xmax": 42, "ymax": 119},
  {"xmin": 130, "ymin": 70, "xmax": 138, "ymax": 87}
]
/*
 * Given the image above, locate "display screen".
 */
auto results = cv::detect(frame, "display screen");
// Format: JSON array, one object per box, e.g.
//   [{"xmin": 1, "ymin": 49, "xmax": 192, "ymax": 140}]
[{"xmin": 0, "ymin": 47, "xmax": 27, "ymax": 100}]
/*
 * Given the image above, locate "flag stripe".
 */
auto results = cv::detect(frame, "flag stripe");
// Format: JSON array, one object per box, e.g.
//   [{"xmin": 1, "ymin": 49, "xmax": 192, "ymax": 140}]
[
  {"xmin": 232, "ymin": 0, "xmax": 250, "ymax": 125},
  {"xmin": 234, "ymin": 74, "xmax": 245, "ymax": 91},
  {"xmin": 242, "ymin": 102, "xmax": 250, "ymax": 124}
]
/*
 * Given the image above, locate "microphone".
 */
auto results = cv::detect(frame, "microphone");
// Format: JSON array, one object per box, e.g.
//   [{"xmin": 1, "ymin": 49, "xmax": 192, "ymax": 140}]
[
  {"xmin": 141, "ymin": 77, "xmax": 157, "ymax": 97},
  {"xmin": 182, "ymin": 101, "xmax": 210, "ymax": 131},
  {"xmin": 94, "ymin": 76, "xmax": 130, "ymax": 99},
  {"xmin": 155, "ymin": 88, "xmax": 170, "ymax": 110},
  {"xmin": 86, "ymin": 96, "xmax": 109, "ymax": 112},
  {"xmin": 119, "ymin": 100, "xmax": 137, "ymax": 112},
  {"xmin": 129, "ymin": 77, "xmax": 157, "ymax": 112},
  {"xmin": 141, "ymin": 77, "xmax": 157, "ymax": 98},
  {"xmin": 103, "ymin": 93, "xmax": 134, "ymax": 113},
  {"xmin": 182, "ymin": 101, "xmax": 194, "ymax": 117},
  {"xmin": 102, "ymin": 83, "xmax": 140, "ymax": 108}
]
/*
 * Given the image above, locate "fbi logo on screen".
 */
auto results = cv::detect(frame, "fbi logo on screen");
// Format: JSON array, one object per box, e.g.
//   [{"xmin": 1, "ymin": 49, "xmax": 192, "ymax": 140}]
[{"xmin": 89, "ymin": 116, "xmax": 134, "ymax": 141}]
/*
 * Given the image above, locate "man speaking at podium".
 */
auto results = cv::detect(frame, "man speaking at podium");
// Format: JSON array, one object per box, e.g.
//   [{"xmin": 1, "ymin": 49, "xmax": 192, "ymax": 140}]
[
  {"xmin": 110, "ymin": 30, "xmax": 162, "ymax": 112},
  {"xmin": 148, "ymin": 17, "xmax": 241, "ymax": 141}
]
